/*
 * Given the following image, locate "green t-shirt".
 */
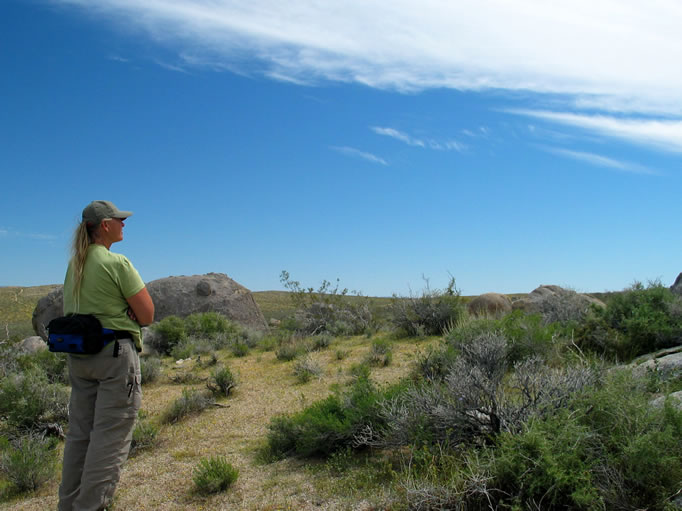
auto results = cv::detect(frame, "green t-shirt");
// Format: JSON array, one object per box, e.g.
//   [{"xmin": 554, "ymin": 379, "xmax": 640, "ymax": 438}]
[{"xmin": 63, "ymin": 244, "xmax": 146, "ymax": 351}]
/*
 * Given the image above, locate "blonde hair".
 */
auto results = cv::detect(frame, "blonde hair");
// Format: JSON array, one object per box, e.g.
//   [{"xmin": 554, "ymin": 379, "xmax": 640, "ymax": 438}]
[{"xmin": 70, "ymin": 220, "xmax": 98, "ymax": 299}]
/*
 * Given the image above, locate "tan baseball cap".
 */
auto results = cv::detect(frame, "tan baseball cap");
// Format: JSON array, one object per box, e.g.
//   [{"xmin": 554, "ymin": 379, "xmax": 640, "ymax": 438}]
[{"xmin": 82, "ymin": 200, "xmax": 133, "ymax": 226}]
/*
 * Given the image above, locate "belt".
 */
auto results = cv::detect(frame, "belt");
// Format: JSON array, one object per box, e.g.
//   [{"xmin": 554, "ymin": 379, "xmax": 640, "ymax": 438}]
[{"xmin": 102, "ymin": 330, "xmax": 132, "ymax": 341}]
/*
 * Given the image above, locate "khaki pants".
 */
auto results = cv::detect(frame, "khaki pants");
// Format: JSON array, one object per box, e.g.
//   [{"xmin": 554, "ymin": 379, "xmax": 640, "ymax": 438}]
[{"xmin": 58, "ymin": 339, "xmax": 141, "ymax": 511}]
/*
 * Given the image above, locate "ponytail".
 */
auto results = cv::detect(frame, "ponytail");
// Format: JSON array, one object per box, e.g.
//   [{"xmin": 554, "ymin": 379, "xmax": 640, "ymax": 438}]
[{"xmin": 70, "ymin": 221, "xmax": 96, "ymax": 300}]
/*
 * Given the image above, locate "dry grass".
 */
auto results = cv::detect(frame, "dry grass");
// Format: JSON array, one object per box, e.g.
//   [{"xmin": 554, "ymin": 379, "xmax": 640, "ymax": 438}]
[{"xmin": 1, "ymin": 335, "xmax": 439, "ymax": 511}]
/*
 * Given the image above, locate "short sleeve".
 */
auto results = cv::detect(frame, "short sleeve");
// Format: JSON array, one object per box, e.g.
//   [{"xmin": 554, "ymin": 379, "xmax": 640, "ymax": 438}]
[{"xmin": 116, "ymin": 256, "xmax": 146, "ymax": 299}]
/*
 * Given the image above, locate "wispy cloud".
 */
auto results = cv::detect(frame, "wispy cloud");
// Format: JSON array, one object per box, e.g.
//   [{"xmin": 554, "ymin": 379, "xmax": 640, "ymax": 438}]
[
  {"xmin": 0, "ymin": 229, "xmax": 57, "ymax": 240},
  {"xmin": 52, "ymin": 0, "xmax": 682, "ymax": 115},
  {"xmin": 372, "ymin": 126, "xmax": 466, "ymax": 152},
  {"xmin": 108, "ymin": 54, "xmax": 129, "ymax": 63},
  {"xmin": 331, "ymin": 146, "xmax": 388, "ymax": 166},
  {"xmin": 510, "ymin": 110, "xmax": 682, "ymax": 154},
  {"xmin": 155, "ymin": 60, "xmax": 188, "ymax": 73},
  {"xmin": 371, "ymin": 127, "xmax": 424, "ymax": 147},
  {"xmin": 540, "ymin": 146, "xmax": 656, "ymax": 175}
]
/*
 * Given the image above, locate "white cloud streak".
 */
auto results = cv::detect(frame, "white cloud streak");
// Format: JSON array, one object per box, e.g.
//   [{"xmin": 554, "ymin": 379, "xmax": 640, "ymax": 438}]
[
  {"xmin": 331, "ymin": 146, "xmax": 388, "ymax": 166},
  {"xmin": 0, "ymin": 230, "xmax": 57, "ymax": 240},
  {"xmin": 51, "ymin": 0, "xmax": 682, "ymax": 115},
  {"xmin": 511, "ymin": 110, "xmax": 682, "ymax": 154},
  {"xmin": 372, "ymin": 126, "xmax": 466, "ymax": 152},
  {"xmin": 371, "ymin": 127, "xmax": 424, "ymax": 147},
  {"xmin": 540, "ymin": 146, "xmax": 656, "ymax": 175}
]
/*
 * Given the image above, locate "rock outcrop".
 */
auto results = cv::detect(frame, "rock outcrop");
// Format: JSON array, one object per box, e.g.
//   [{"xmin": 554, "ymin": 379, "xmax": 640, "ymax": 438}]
[
  {"xmin": 32, "ymin": 272, "xmax": 267, "ymax": 340},
  {"xmin": 32, "ymin": 287, "xmax": 65, "ymax": 341},
  {"xmin": 467, "ymin": 293, "xmax": 512, "ymax": 317},
  {"xmin": 671, "ymin": 272, "xmax": 682, "ymax": 296},
  {"xmin": 630, "ymin": 346, "xmax": 682, "ymax": 379},
  {"xmin": 18, "ymin": 336, "xmax": 48, "ymax": 354},
  {"xmin": 146, "ymin": 273, "xmax": 267, "ymax": 329},
  {"xmin": 512, "ymin": 285, "xmax": 605, "ymax": 323}
]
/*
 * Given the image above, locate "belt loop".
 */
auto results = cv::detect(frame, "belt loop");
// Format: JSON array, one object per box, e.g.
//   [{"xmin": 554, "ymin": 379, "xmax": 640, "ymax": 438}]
[{"xmin": 113, "ymin": 339, "xmax": 120, "ymax": 358}]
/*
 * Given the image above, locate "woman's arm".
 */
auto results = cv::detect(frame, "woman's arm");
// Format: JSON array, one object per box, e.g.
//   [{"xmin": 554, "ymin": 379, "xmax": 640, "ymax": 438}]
[{"xmin": 126, "ymin": 287, "xmax": 155, "ymax": 326}]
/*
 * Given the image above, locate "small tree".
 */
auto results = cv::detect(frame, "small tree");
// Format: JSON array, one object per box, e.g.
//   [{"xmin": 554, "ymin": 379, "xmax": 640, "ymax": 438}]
[
  {"xmin": 279, "ymin": 271, "xmax": 373, "ymax": 336},
  {"xmin": 390, "ymin": 277, "xmax": 465, "ymax": 337}
]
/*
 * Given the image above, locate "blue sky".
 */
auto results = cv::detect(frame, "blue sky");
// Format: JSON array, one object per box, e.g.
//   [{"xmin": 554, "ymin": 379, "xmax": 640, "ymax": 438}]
[{"xmin": 1, "ymin": 0, "xmax": 681, "ymax": 297}]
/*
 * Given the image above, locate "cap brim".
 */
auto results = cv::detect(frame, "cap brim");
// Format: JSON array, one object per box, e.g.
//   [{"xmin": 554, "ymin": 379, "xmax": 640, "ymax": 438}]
[{"xmin": 114, "ymin": 211, "xmax": 133, "ymax": 219}]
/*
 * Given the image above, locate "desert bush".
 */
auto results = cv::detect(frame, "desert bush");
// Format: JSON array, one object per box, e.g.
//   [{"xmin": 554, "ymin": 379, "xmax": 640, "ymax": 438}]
[
  {"xmin": 413, "ymin": 343, "xmax": 458, "ymax": 383},
  {"xmin": 170, "ymin": 335, "xmax": 215, "ymax": 360},
  {"xmin": 130, "ymin": 418, "xmax": 160, "ymax": 455},
  {"xmin": 0, "ymin": 369, "xmax": 69, "ymax": 431},
  {"xmin": 184, "ymin": 312, "xmax": 232, "ymax": 337},
  {"xmin": 379, "ymin": 332, "xmax": 599, "ymax": 448},
  {"xmin": 206, "ymin": 365, "xmax": 237, "ymax": 397},
  {"xmin": 0, "ymin": 434, "xmax": 59, "ymax": 495},
  {"xmin": 280, "ymin": 271, "xmax": 374, "ymax": 336},
  {"xmin": 167, "ymin": 370, "xmax": 203, "ymax": 385},
  {"xmin": 152, "ymin": 316, "xmax": 187, "ymax": 354},
  {"xmin": 139, "ymin": 356, "xmax": 161, "ymax": 385},
  {"xmin": 365, "ymin": 339, "xmax": 393, "ymax": 367},
  {"xmin": 533, "ymin": 288, "xmax": 598, "ymax": 326},
  {"xmin": 192, "ymin": 455, "xmax": 239, "ymax": 495},
  {"xmin": 311, "ymin": 333, "xmax": 333, "ymax": 351},
  {"xmin": 266, "ymin": 375, "xmax": 404, "ymax": 458},
  {"xmin": 160, "ymin": 388, "xmax": 215, "ymax": 424},
  {"xmin": 230, "ymin": 342, "xmax": 250, "ymax": 357},
  {"xmin": 17, "ymin": 350, "xmax": 68, "ymax": 385},
  {"xmin": 275, "ymin": 340, "xmax": 307, "ymax": 361},
  {"xmin": 490, "ymin": 371, "xmax": 682, "ymax": 510},
  {"xmin": 442, "ymin": 311, "xmax": 563, "ymax": 372},
  {"xmin": 576, "ymin": 281, "xmax": 682, "ymax": 360},
  {"xmin": 293, "ymin": 356, "xmax": 324, "ymax": 383},
  {"xmin": 389, "ymin": 277, "xmax": 465, "ymax": 337},
  {"xmin": 0, "ymin": 342, "xmax": 19, "ymax": 380},
  {"xmin": 152, "ymin": 313, "xmax": 246, "ymax": 355}
]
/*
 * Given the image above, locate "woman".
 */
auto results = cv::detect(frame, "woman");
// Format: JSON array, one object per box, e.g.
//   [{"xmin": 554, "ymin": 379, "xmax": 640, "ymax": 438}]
[{"xmin": 58, "ymin": 200, "xmax": 154, "ymax": 511}]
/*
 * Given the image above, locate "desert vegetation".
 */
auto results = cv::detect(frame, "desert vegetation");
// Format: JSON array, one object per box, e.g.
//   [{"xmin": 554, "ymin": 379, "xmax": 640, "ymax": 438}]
[{"xmin": 1, "ymin": 278, "xmax": 681, "ymax": 510}]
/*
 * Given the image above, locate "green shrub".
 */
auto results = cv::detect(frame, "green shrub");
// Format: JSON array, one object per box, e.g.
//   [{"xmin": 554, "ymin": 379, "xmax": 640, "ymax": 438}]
[
  {"xmin": 293, "ymin": 356, "xmax": 324, "ymax": 383},
  {"xmin": 365, "ymin": 339, "xmax": 393, "ymax": 367},
  {"xmin": 130, "ymin": 419, "xmax": 160, "ymax": 455},
  {"xmin": 230, "ymin": 342, "xmax": 250, "ymax": 357},
  {"xmin": 160, "ymin": 388, "xmax": 215, "ymax": 424},
  {"xmin": 206, "ymin": 366, "xmax": 237, "ymax": 397},
  {"xmin": 490, "ymin": 371, "xmax": 682, "ymax": 510},
  {"xmin": 140, "ymin": 356, "xmax": 161, "ymax": 385},
  {"xmin": 266, "ymin": 376, "xmax": 402, "ymax": 458},
  {"xmin": 170, "ymin": 335, "xmax": 214, "ymax": 360},
  {"xmin": 17, "ymin": 350, "xmax": 68, "ymax": 385},
  {"xmin": 443, "ymin": 311, "xmax": 563, "ymax": 369},
  {"xmin": 312, "ymin": 333, "xmax": 333, "ymax": 351},
  {"xmin": 192, "ymin": 456, "xmax": 239, "ymax": 495},
  {"xmin": 257, "ymin": 334, "xmax": 279, "ymax": 352},
  {"xmin": 413, "ymin": 343, "xmax": 458, "ymax": 382},
  {"xmin": 0, "ymin": 369, "xmax": 69, "ymax": 430},
  {"xmin": 152, "ymin": 316, "xmax": 187, "ymax": 354},
  {"xmin": 576, "ymin": 282, "xmax": 682, "ymax": 360},
  {"xmin": 0, "ymin": 434, "xmax": 59, "ymax": 495},
  {"xmin": 184, "ymin": 312, "xmax": 233, "ymax": 337},
  {"xmin": 275, "ymin": 340, "xmax": 307, "ymax": 361},
  {"xmin": 389, "ymin": 277, "xmax": 465, "ymax": 337}
]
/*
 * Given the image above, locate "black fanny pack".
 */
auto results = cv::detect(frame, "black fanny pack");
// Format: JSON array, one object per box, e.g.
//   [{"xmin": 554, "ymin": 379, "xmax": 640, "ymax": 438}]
[{"xmin": 47, "ymin": 314, "xmax": 128, "ymax": 355}]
